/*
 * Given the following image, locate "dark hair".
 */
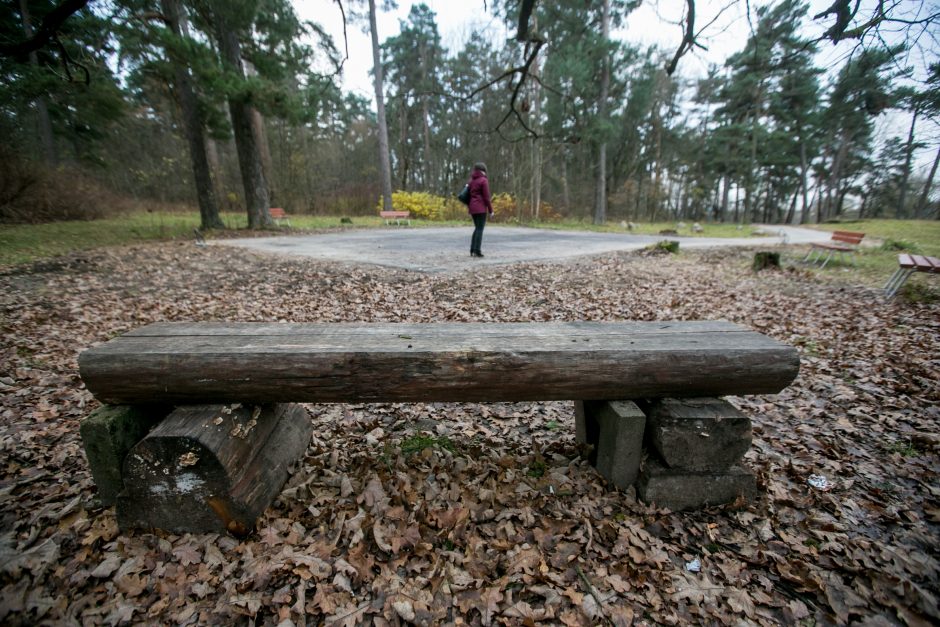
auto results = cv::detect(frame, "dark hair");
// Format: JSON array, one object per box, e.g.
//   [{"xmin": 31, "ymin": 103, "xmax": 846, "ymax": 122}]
[{"xmin": 473, "ymin": 162, "xmax": 487, "ymax": 173}]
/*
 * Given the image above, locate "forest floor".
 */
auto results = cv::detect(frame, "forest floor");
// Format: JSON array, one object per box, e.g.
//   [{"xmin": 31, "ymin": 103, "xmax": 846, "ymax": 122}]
[{"xmin": 0, "ymin": 241, "xmax": 938, "ymax": 625}]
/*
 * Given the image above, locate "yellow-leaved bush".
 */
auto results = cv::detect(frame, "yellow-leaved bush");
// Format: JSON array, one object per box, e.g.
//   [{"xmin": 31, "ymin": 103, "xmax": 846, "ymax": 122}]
[{"xmin": 376, "ymin": 191, "xmax": 465, "ymax": 221}]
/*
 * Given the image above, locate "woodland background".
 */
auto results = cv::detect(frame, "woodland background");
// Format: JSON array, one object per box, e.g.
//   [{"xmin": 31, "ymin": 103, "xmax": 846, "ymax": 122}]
[{"xmin": 2, "ymin": 0, "xmax": 939, "ymax": 229}]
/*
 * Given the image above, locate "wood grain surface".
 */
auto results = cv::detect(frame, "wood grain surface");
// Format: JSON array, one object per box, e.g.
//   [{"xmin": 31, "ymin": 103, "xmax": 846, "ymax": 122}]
[{"xmin": 80, "ymin": 321, "xmax": 800, "ymax": 404}]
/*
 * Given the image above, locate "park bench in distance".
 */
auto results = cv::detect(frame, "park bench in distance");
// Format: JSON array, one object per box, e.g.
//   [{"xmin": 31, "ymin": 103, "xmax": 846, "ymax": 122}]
[
  {"xmin": 803, "ymin": 230, "xmax": 865, "ymax": 268},
  {"xmin": 78, "ymin": 321, "xmax": 799, "ymax": 535},
  {"xmin": 379, "ymin": 210, "xmax": 411, "ymax": 225},
  {"xmin": 884, "ymin": 253, "xmax": 940, "ymax": 298},
  {"xmin": 268, "ymin": 207, "xmax": 291, "ymax": 227}
]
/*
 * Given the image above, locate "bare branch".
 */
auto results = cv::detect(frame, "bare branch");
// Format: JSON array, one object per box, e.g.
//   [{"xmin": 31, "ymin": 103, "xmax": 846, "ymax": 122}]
[
  {"xmin": 665, "ymin": 0, "xmax": 695, "ymax": 76},
  {"xmin": 333, "ymin": 0, "xmax": 350, "ymax": 67},
  {"xmin": 0, "ymin": 0, "xmax": 90, "ymax": 57}
]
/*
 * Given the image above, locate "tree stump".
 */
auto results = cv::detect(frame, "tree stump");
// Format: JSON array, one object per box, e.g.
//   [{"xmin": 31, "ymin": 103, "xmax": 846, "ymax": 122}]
[
  {"xmin": 117, "ymin": 403, "xmax": 312, "ymax": 536},
  {"xmin": 753, "ymin": 251, "xmax": 780, "ymax": 271}
]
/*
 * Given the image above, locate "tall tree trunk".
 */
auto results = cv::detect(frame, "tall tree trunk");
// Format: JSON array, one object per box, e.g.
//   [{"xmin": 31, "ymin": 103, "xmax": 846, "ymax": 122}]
[
  {"xmin": 205, "ymin": 137, "xmax": 224, "ymax": 207},
  {"xmin": 798, "ymin": 134, "xmax": 809, "ymax": 224},
  {"xmin": 560, "ymin": 151, "xmax": 570, "ymax": 212},
  {"xmin": 368, "ymin": 0, "xmax": 393, "ymax": 211},
  {"xmin": 915, "ymin": 144, "xmax": 940, "ymax": 218},
  {"xmin": 593, "ymin": 0, "xmax": 610, "ymax": 225},
  {"xmin": 530, "ymin": 28, "xmax": 542, "ymax": 221},
  {"xmin": 784, "ymin": 187, "xmax": 798, "ymax": 224},
  {"xmin": 162, "ymin": 0, "xmax": 223, "ymax": 229},
  {"xmin": 214, "ymin": 10, "xmax": 271, "ymax": 228},
  {"xmin": 719, "ymin": 176, "xmax": 730, "ymax": 222},
  {"xmin": 250, "ymin": 107, "xmax": 275, "ymax": 204},
  {"xmin": 19, "ymin": 0, "xmax": 56, "ymax": 165},
  {"xmin": 896, "ymin": 107, "xmax": 919, "ymax": 218}
]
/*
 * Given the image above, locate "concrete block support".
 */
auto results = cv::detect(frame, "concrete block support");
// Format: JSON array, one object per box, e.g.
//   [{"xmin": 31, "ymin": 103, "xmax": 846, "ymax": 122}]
[
  {"xmin": 575, "ymin": 400, "xmax": 646, "ymax": 489},
  {"xmin": 637, "ymin": 457, "xmax": 757, "ymax": 511},
  {"xmin": 79, "ymin": 405, "xmax": 169, "ymax": 504},
  {"xmin": 644, "ymin": 398, "xmax": 752, "ymax": 471}
]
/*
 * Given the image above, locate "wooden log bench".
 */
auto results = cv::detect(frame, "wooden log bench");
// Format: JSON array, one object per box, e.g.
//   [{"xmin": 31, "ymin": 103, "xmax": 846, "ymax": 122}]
[
  {"xmin": 803, "ymin": 230, "xmax": 865, "ymax": 268},
  {"xmin": 883, "ymin": 253, "xmax": 940, "ymax": 298},
  {"xmin": 78, "ymin": 321, "xmax": 799, "ymax": 534},
  {"xmin": 379, "ymin": 210, "xmax": 411, "ymax": 225}
]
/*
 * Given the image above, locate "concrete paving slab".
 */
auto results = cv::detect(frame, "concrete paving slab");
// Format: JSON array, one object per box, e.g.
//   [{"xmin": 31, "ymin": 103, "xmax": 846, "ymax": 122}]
[{"xmin": 214, "ymin": 225, "xmax": 830, "ymax": 273}]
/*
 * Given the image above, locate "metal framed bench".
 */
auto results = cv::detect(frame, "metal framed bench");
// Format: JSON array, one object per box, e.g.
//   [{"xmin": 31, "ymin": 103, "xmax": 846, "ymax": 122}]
[
  {"xmin": 380, "ymin": 210, "xmax": 411, "ymax": 225},
  {"xmin": 803, "ymin": 230, "xmax": 865, "ymax": 268},
  {"xmin": 884, "ymin": 253, "xmax": 940, "ymax": 298},
  {"xmin": 78, "ymin": 321, "xmax": 799, "ymax": 534},
  {"xmin": 268, "ymin": 207, "xmax": 291, "ymax": 227}
]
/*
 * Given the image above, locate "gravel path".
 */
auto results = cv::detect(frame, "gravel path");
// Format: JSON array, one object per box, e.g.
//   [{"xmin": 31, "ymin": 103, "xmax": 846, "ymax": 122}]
[{"xmin": 215, "ymin": 224, "xmax": 830, "ymax": 273}]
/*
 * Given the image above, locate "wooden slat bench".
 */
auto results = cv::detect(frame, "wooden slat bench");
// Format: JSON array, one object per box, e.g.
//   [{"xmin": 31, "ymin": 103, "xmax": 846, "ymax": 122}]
[
  {"xmin": 380, "ymin": 210, "xmax": 411, "ymax": 225},
  {"xmin": 803, "ymin": 230, "xmax": 865, "ymax": 268},
  {"xmin": 78, "ymin": 321, "xmax": 799, "ymax": 534},
  {"xmin": 268, "ymin": 207, "xmax": 291, "ymax": 227},
  {"xmin": 884, "ymin": 253, "xmax": 940, "ymax": 298}
]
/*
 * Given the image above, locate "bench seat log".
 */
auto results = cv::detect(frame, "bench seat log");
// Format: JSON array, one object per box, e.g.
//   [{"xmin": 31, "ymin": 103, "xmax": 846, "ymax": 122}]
[
  {"xmin": 79, "ymin": 321, "xmax": 800, "ymax": 405},
  {"xmin": 116, "ymin": 402, "xmax": 312, "ymax": 536}
]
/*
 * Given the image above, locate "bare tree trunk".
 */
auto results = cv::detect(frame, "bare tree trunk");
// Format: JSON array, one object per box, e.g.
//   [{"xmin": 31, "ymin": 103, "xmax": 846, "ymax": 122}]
[
  {"xmin": 560, "ymin": 151, "xmax": 570, "ymax": 212},
  {"xmin": 215, "ymin": 10, "xmax": 272, "ymax": 228},
  {"xmin": 784, "ymin": 187, "xmax": 798, "ymax": 224},
  {"xmin": 162, "ymin": 0, "xmax": 223, "ymax": 229},
  {"xmin": 250, "ymin": 107, "xmax": 275, "ymax": 204},
  {"xmin": 530, "ymin": 28, "xmax": 542, "ymax": 220},
  {"xmin": 368, "ymin": 0, "xmax": 393, "ymax": 211},
  {"xmin": 897, "ymin": 107, "xmax": 919, "ymax": 218},
  {"xmin": 798, "ymin": 136, "xmax": 809, "ymax": 224},
  {"xmin": 593, "ymin": 0, "xmax": 610, "ymax": 225},
  {"xmin": 19, "ymin": 0, "xmax": 56, "ymax": 165},
  {"xmin": 205, "ymin": 137, "xmax": 224, "ymax": 207},
  {"xmin": 720, "ymin": 176, "xmax": 730, "ymax": 222},
  {"xmin": 915, "ymin": 144, "xmax": 940, "ymax": 218}
]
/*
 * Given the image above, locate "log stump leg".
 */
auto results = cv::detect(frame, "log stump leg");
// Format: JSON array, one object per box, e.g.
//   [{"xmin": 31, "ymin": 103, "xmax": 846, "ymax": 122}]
[
  {"xmin": 575, "ymin": 400, "xmax": 646, "ymax": 489},
  {"xmin": 117, "ymin": 402, "xmax": 312, "ymax": 536},
  {"xmin": 79, "ymin": 405, "xmax": 169, "ymax": 505},
  {"xmin": 636, "ymin": 398, "xmax": 756, "ymax": 510}
]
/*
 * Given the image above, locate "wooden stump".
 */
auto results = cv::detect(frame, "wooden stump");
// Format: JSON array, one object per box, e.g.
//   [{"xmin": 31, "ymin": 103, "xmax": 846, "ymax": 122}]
[
  {"xmin": 80, "ymin": 404, "xmax": 169, "ymax": 505},
  {"xmin": 117, "ymin": 403, "xmax": 312, "ymax": 536},
  {"xmin": 753, "ymin": 251, "xmax": 780, "ymax": 271}
]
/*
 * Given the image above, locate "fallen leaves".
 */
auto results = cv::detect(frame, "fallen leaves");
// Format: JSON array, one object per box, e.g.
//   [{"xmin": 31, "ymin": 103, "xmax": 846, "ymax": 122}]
[{"xmin": 0, "ymin": 242, "xmax": 937, "ymax": 624}]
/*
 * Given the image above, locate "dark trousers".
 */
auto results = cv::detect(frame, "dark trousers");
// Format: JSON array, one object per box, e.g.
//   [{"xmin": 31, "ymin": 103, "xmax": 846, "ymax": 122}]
[{"xmin": 470, "ymin": 212, "xmax": 487, "ymax": 254}]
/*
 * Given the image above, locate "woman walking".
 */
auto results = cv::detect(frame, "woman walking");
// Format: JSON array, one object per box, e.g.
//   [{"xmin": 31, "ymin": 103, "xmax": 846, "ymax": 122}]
[{"xmin": 466, "ymin": 162, "xmax": 493, "ymax": 257}]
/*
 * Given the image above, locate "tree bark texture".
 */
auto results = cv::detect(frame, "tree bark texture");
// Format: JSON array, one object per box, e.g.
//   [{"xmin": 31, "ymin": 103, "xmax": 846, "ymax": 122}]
[
  {"xmin": 593, "ymin": 0, "xmax": 611, "ymax": 225},
  {"xmin": 79, "ymin": 321, "xmax": 800, "ymax": 405},
  {"xmin": 215, "ymin": 12, "xmax": 272, "ymax": 228},
  {"xmin": 897, "ymin": 107, "xmax": 919, "ymax": 218},
  {"xmin": 19, "ymin": 0, "xmax": 56, "ymax": 165},
  {"xmin": 162, "ymin": 0, "xmax": 223, "ymax": 230},
  {"xmin": 369, "ymin": 0, "xmax": 394, "ymax": 211},
  {"xmin": 916, "ymin": 144, "xmax": 940, "ymax": 219}
]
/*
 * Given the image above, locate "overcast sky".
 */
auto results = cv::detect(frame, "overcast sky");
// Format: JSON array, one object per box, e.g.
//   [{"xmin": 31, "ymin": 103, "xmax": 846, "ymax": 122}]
[{"xmin": 295, "ymin": 1, "xmax": 937, "ymax": 172}]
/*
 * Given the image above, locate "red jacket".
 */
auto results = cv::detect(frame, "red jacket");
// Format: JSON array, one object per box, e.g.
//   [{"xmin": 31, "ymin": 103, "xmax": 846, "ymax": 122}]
[{"xmin": 467, "ymin": 170, "xmax": 493, "ymax": 215}]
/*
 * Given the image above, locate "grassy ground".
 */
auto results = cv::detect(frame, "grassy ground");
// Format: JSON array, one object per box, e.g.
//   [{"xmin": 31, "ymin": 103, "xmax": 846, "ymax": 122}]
[
  {"xmin": 0, "ymin": 211, "xmax": 765, "ymax": 266},
  {"xmin": 792, "ymin": 219, "xmax": 940, "ymax": 298}
]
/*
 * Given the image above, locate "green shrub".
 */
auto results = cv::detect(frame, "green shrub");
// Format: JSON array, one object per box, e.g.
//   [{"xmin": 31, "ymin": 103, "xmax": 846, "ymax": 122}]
[
  {"xmin": 377, "ymin": 190, "xmax": 464, "ymax": 221},
  {"xmin": 880, "ymin": 239, "xmax": 920, "ymax": 253}
]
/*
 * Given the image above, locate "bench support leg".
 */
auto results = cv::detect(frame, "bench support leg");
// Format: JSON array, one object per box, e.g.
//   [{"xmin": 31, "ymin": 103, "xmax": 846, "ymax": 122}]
[
  {"xmin": 116, "ymin": 403, "xmax": 312, "ymax": 536},
  {"xmin": 80, "ymin": 404, "xmax": 170, "ymax": 505},
  {"xmin": 884, "ymin": 268, "xmax": 915, "ymax": 298},
  {"xmin": 635, "ymin": 398, "xmax": 756, "ymax": 510},
  {"xmin": 575, "ymin": 400, "xmax": 646, "ymax": 489}
]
